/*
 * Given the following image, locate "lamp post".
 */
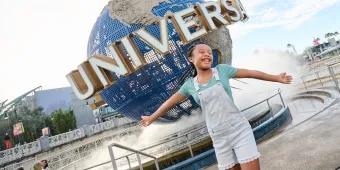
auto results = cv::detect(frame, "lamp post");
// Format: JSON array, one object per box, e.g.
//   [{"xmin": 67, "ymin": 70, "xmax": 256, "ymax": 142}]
[{"xmin": 287, "ymin": 43, "xmax": 297, "ymax": 55}]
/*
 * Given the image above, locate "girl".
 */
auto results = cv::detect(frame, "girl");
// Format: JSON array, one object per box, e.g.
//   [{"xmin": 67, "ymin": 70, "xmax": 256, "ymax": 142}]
[{"xmin": 141, "ymin": 43, "xmax": 292, "ymax": 170}]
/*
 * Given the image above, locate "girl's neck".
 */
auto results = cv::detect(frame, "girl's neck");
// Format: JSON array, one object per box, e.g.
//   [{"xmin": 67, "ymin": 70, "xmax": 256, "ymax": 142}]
[
  {"xmin": 197, "ymin": 68, "xmax": 212, "ymax": 75},
  {"xmin": 196, "ymin": 68, "xmax": 213, "ymax": 84}
]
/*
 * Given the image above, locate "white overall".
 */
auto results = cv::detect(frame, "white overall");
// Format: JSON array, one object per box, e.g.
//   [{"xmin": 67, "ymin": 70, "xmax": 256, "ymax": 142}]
[{"xmin": 193, "ymin": 68, "xmax": 260, "ymax": 170}]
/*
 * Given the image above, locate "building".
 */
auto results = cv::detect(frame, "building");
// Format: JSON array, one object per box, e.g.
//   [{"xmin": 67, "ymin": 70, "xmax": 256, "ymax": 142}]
[
  {"xmin": 1, "ymin": 86, "xmax": 98, "ymax": 129},
  {"xmin": 303, "ymin": 33, "xmax": 340, "ymax": 61},
  {"xmin": 32, "ymin": 87, "xmax": 96, "ymax": 127}
]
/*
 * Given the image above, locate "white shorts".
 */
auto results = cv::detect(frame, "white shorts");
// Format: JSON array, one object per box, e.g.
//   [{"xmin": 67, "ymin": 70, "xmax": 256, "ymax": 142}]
[{"xmin": 208, "ymin": 116, "xmax": 261, "ymax": 170}]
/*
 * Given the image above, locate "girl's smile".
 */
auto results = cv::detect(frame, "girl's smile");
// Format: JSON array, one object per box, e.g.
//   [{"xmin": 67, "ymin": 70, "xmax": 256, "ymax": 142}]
[{"xmin": 190, "ymin": 44, "xmax": 213, "ymax": 70}]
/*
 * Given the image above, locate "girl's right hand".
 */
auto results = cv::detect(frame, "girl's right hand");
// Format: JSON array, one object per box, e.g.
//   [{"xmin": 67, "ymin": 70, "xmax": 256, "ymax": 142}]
[{"xmin": 140, "ymin": 115, "xmax": 154, "ymax": 127}]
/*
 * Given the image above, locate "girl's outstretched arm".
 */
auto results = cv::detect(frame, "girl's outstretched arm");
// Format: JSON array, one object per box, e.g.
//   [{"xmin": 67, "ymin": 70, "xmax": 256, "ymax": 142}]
[
  {"xmin": 235, "ymin": 68, "xmax": 293, "ymax": 84},
  {"xmin": 140, "ymin": 92, "xmax": 187, "ymax": 127}
]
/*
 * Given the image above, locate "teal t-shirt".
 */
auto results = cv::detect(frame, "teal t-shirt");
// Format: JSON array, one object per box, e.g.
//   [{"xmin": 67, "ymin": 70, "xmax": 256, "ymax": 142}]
[{"xmin": 178, "ymin": 64, "xmax": 237, "ymax": 105}]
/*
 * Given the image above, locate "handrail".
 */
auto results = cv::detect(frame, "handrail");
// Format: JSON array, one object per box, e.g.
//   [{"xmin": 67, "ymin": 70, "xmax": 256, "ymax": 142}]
[
  {"xmin": 329, "ymin": 61, "xmax": 340, "ymax": 67},
  {"xmin": 328, "ymin": 64, "xmax": 340, "ymax": 92},
  {"xmin": 301, "ymin": 59, "xmax": 340, "ymax": 90},
  {"xmin": 240, "ymin": 89, "xmax": 285, "ymax": 112},
  {"xmin": 115, "ymin": 123, "xmax": 207, "ymax": 161},
  {"xmin": 301, "ymin": 60, "xmax": 340, "ymax": 79},
  {"xmin": 108, "ymin": 143, "xmax": 160, "ymax": 170}
]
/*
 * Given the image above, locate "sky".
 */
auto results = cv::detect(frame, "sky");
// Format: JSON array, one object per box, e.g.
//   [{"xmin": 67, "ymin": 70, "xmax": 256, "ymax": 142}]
[
  {"xmin": 0, "ymin": 0, "xmax": 340, "ymax": 101},
  {"xmin": 230, "ymin": 0, "xmax": 340, "ymax": 61}
]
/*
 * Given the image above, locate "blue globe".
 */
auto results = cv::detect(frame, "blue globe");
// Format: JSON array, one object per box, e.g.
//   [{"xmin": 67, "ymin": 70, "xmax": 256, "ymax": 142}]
[{"xmin": 87, "ymin": 0, "xmax": 223, "ymax": 121}]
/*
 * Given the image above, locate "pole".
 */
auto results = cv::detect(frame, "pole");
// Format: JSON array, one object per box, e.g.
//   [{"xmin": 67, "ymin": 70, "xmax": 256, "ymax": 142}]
[
  {"xmin": 126, "ymin": 156, "xmax": 131, "ymax": 170},
  {"xmin": 108, "ymin": 145, "xmax": 118, "ymax": 170},
  {"xmin": 278, "ymin": 89, "xmax": 286, "ymax": 108},
  {"xmin": 266, "ymin": 99, "xmax": 273, "ymax": 117},
  {"xmin": 328, "ymin": 65, "xmax": 340, "ymax": 92},
  {"xmin": 136, "ymin": 153, "xmax": 143, "ymax": 170},
  {"xmin": 186, "ymin": 134, "xmax": 194, "ymax": 157},
  {"xmin": 315, "ymin": 71, "xmax": 323, "ymax": 87}
]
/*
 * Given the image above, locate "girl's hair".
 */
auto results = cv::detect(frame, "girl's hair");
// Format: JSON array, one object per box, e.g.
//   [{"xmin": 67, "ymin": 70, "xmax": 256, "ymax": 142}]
[
  {"xmin": 187, "ymin": 46, "xmax": 197, "ymax": 77},
  {"xmin": 187, "ymin": 42, "xmax": 207, "ymax": 77}
]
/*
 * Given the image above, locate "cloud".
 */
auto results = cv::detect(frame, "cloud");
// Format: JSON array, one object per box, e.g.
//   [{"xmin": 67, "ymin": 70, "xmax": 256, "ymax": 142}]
[
  {"xmin": 241, "ymin": 0, "xmax": 271, "ymax": 13},
  {"xmin": 281, "ymin": 0, "xmax": 338, "ymax": 29},
  {"xmin": 229, "ymin": 0, "xmax": 340, "ymax": 39}
]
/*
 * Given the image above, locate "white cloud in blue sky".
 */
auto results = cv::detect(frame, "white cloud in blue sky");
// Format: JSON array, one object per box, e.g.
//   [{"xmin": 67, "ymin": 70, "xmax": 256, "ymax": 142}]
[
  {"xmin": 230, "ymin": 0, "xmax": 340, "ymax": 60},
  {"xmin": 230, "ymin": 0, "xmax": 340, "ymax": 39}
]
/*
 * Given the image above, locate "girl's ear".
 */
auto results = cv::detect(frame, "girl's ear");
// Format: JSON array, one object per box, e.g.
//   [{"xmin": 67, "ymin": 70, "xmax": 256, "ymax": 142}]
[{"xmin": 189, "ymin": 57, "xmax": 193, "ymax": 62}]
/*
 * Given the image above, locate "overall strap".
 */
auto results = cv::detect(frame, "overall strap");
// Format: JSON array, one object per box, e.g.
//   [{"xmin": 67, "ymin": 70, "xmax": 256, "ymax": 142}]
[
  {"xmin": 193, "ymin": 67, "xmax": 220, "ymax": 91},
  {"xmin": 193, "ymin": 77, "xmax": 200, "ymax": 91},
  {"xmin": 212, "ymin": 68, "xmax": 220, "ymax": 81}
]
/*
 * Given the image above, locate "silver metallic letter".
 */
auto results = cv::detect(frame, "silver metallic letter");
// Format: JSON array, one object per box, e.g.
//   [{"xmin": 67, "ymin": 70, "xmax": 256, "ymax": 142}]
[
  {"xmin": 170, "ymin": 7, "xmax": 207, "ymax": 43},
  {"xmin": 120, "ymin": 36, "xmax": 146, "ymax": 69},
  {"xmin": 196, "ymin": 2, "xmax": 230, "ymax": 31},
  {"xmin": 89, "ymin": 44, "xmax": 134, "ymax": 86},
  {"xmin": 220, "ymin": 0, "xmax": 242, "ymax": 22},
  {"xmin": 135, "ymin": 19, "xmax": 169, "ymax": 54},
  {"xmin": 66, "ymin": 62, "xmax": 102, "ymax": 100}
]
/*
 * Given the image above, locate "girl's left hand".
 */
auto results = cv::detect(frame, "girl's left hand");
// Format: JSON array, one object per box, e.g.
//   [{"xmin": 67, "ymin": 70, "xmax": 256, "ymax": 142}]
[{"xmin": 277, "ymin": 72, "xmax": 293, "ymax": 84}]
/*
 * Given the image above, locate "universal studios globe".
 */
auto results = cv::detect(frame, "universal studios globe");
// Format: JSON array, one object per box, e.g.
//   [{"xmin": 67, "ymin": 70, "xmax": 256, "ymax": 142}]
[{"xmin": 87, "ymin": 0, "xmax": 234, "ymax": 121}]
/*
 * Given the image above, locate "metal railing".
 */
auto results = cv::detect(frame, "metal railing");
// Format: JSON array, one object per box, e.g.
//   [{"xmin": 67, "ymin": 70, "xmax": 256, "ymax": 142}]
[
  {"xmin": 301, "ymin": 58, "xmax": 340, "ymax": 92},
  {"xmin": 240, "ymin": 89, "xmax": 285, "ymax": 112},
  {"xmin": 82, "ymin": 89, "xmax": 286, "ymax": 170},
  {"xmin": 109, "ymin": 143, "xmax": 160, "ymax": 170},
  {"xmin": 328, "ymin": 62, "xmax": 340, "ymax": 92}
]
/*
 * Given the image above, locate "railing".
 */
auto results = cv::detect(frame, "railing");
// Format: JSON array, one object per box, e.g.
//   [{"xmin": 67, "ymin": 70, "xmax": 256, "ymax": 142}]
[
  {"xmin": 0, "ymin": 141, "xmax": 41, "ymax": 166},
  {"xmin": 301, "ymin": 58, "xmax": 340, "ymax": 91},
  {"xmin": 240, "ymin": 89, "xmax": 285, "ymax": 112},
  {"xmin": 301, "ymin": 67, "xmax": 330, "ymax": 88},
  {"xmin": 328, "ymin": 62, "xmax": 340, "ymax": 92},
  {"xmin": 52, "ymin": 122, "xmax": 140, "ymax": 170},
  {"xmin": 307, "ymin": 54, "xmax": 340, "ymax": 69},
  {"xmin": 48, "ymin": 129, "xmax": 85, "ymax": 148},
  {"xmin": 109, "ymin": 143, "xmax": 160, "ymax": 170},
  {"xmin": 82, "ymin": 89, "xmax": 286, "ymax": 170}
]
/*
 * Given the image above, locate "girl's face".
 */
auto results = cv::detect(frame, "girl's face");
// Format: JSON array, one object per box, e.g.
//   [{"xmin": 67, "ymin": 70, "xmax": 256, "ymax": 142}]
[{"xmin": 190, "ymin": 44, "xmax": 213, "ymax": 70}]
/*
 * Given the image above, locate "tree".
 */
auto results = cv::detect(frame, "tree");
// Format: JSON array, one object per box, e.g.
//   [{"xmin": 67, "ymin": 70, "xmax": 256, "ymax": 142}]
[
  {"xmin": 0, "ymin": 107, "xmax": 78, "ymax": 145},
  {"xmin": 325, "ymin": 32, "xmax": 339, "ymax": 40},
  {"xmin": 4, "ymin": 106, "xmax": 49, "ymax": 143},
  {"xmin": 50, "ymin": 109, "xmax": 76, "ymax": 134}
]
